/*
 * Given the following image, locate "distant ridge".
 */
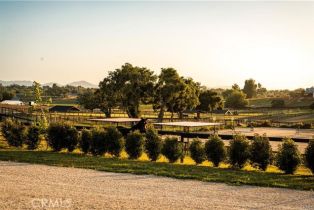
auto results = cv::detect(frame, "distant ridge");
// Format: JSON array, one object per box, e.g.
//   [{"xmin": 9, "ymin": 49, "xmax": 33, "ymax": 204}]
[
  {"xmin": 67, "ymin": 81, "xmax": 98, "ymax": 88},
  {"xmin": 0, "ymin": 80, "xmax": 97, "ymax": 88},
  {"xmin": 0, "ymin": 80, "xmax": 33, "ymax": 86}
]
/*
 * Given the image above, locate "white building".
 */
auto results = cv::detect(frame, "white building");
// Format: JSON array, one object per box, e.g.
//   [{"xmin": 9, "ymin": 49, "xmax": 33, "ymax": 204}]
[{"xmin": 0, "ymin": 100, "xmax": 24, "ymax": 105}]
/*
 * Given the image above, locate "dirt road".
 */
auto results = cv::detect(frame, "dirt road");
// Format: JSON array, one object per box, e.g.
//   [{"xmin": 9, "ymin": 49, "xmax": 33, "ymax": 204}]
[{"xmin": 0, "ymin": 161, "xmax": 313, "ymax": 209}]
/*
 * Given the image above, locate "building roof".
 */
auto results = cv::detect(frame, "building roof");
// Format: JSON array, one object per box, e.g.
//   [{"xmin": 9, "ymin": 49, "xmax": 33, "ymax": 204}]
[
  {"xmin": 0, "ymin": 100, "xmax": 24, "ymax": 105},
  {"xmin": 88, "ymin": 118, "xmax": 141, "ymax": 123},
  {"xmin": 154, "ymin": 121, "xmax": 222, "ymax": 127},
  {"xmin": 49, "ymin": 105, "xmax": 80, "ymax": 112}
]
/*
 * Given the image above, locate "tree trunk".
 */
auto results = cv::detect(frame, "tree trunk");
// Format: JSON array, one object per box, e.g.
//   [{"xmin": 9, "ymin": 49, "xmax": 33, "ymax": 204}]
[
  {"xmin": 158, "ymin": 105, "xmax": 165, "ymax": 122},
  {"xmin": 178, "ymin": 112, "xmax": 183, "ymax": 119}
]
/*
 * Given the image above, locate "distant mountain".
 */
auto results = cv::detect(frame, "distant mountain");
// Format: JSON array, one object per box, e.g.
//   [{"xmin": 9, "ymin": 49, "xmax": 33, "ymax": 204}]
[
  {"xmin": 0, "ymin": 80, "xmax": 97, "ymax": 88},
  {"xmin": 67, "ymin": 81, "xmax": 98, "ymax": 88},
  {"xmin": 0, "ymin": 80, "xmax": 33, "ymax": 86}
]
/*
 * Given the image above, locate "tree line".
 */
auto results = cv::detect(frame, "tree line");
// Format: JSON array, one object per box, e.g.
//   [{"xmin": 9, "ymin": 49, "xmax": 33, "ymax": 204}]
[
  {"xmin": 78, "ymin": 63, "xmax": 271, "ymax": 120},
  {"xmin": 0, "ymin": 83, "xmax": 90, "ymax": 102}
]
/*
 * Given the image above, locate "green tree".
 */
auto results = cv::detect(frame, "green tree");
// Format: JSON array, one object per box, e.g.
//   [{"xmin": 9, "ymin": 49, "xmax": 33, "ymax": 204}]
[
  {"xmin": 173, "ymin": 78, "xmax": 200, "ymax": 119},
  {"xmin": 276, "ymin": 138, "xmax": 301, "ymax": 174},
  {"xmin": 250, "ymin": 134, "xmax": 272, "ymax": 171},
  {"xmin": 205, "ymin": 135, "xmax": 226, "ymax": 167},
  {"xmin": 189, "ymin": 139, "xmax": 206, "ymax": 165},
  {"xmin": 243, "ymin": 79, "xmax": 257, "ymax": 98},
  {"xmin": 228, "ymin": 135, "xmax": 250, "ymax": 169},
  {"xmin": 99, "ymin": 63, "xmax": 156, "ymax": 118},
  {"xmin": 232, "ymin": 83, "xmax": 241, "ymax": 91},
  {"xmin": 224, "ymin": 90, "xmax": 248, "ymax": 109},
  {"xmin": 196, "ymin": 89, "xmax": 222, "ymax": 113},
  {"xmin": 271, "ymin": 99, "xmax": 285, "ymax": 108},
  {"xmin": 153, "ymin": 68, "xmax": 185, "ymax": 121},
  {"xmin": 154, "ymin": 68, "xmax": 200, "ymax": 120},
  {"xmin": 77, "ymin": 89, "xmax": 102, "ymax": 113},
  {"xmin": 33, "ymin": 81, "xmax": 43, "ymax": 103},
  {"xmin": 32, "ymin": 81, "xmax": 48, "ymax": 130},
  {"xmin": 0, "ymin": 84, "xmax": 15, "ymax": 101}
]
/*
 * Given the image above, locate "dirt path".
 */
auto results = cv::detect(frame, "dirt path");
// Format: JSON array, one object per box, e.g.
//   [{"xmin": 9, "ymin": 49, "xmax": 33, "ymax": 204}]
[{"xmin": 0, "ymin": 161, "xmax": 313, "ymax": 209}]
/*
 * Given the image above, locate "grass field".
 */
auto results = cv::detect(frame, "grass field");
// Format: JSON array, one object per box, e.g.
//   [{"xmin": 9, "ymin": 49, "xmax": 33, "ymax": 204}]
[
  {"xmin": 248, "ymin": 97, "xmax": 314, "ymax": 108},
  {"xmin": 0, "ymin": 150, "xmax": 313, "ymax": 191}
]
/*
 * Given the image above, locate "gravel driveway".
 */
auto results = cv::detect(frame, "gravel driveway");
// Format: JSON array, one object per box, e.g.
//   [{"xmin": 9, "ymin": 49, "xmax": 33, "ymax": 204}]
[{"xmin": 0, "ymin": 161, "xmax": 313, "ymax": 209}]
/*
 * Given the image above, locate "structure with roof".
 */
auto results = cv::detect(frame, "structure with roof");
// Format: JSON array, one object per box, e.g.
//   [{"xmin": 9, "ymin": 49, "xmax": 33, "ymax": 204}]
[{"xmin": 49, "ymin": 105, "xmax": 80, "ymax": 112}]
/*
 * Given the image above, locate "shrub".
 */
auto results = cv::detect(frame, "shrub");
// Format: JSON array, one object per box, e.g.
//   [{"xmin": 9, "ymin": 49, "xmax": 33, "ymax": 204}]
[
  {"xmin": 1, "ymin": 118, "xmax": 26, "ymax": 147},
  {"xmin": 300, "ymin": 123, "xmax": 312, "ymax": 129},
  {"xmin": 125, "ymin": 131, "xmax": 144, "ymax": 159},
  {"xmin": 305, "ymin": 139, "xmax": 314, "ymax": 174},
  {"xmin": 89, "ymin": 128, "xmax": 107, "ymax": 156},
  {"xmin": 162, "ymin": 137, "xmax": 183, "ymax": 163},
  {"xmin": 145, "ymin": 128, "xmax": 163, "ymax": 161},
  {"xmin": 47, "ymin": 122, "xmax": 79, "ymax": 152},
  {"xmin": 276, "ymin": 138, "xmax": 301, "ymax": 174},
  {"xmin": 205, "ymin": 135, "xmax": 226, "ymax": 167},
  {"xmin": 271, "ymin": 99, "xmax": 285, "ymax": 108},
  {"xmin": 105, "ymin": 126, "xmax": 124, "ymax": 157},
  {"xmin": 25, "ymin": 125, "xmax": 40, "ymax": 150},
  {"xmin": 80, "ymin": 129, "xmax": 92, "ymax": 154},
  {"xmin": 310, "ymin": 102, "xmax": 314, "ymax": 110},
  {"xmin": 250, "ymin": 134, "xmax": 272, "ymax": 171},
  {"xmin": 189, "ymin": 139, "xmax": 206, "ymax": 165},
  {"xmin": 228, "ymin": 135, "xmax": 250, "ymax": 169}
]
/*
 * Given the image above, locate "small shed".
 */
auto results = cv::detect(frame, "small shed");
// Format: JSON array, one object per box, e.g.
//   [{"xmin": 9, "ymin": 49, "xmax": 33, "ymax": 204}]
[{"xmin": 49, "ymin": 105, "xmax": 80, "ymax": 112}]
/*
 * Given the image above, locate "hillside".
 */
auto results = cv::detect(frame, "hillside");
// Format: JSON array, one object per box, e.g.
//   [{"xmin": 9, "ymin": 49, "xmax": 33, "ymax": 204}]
[{"xmin": 67, "ymin": 81, "xmax": 97, "ymax": 88}]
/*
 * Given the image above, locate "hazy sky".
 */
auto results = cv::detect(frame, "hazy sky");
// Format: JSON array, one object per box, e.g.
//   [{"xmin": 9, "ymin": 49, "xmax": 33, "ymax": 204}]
[{"xmin": 1, "ymin": 1, "xmax": 314, "ymax": 89}]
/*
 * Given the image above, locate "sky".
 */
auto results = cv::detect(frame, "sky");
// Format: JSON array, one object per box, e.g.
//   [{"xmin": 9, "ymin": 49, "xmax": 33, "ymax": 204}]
[{"xmin": 0, "ymin": 1, "xmax": 314, "ymax": 90}]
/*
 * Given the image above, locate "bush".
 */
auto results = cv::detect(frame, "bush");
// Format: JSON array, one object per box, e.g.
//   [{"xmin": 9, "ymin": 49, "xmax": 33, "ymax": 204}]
[
  {"xmin": 47, "ymin": 122, "xmax": 79, "ymax": 152},
  {"xmin": 125, "ymin": 131, "xmax": 144, "ymax": 159},
  {"xmin": 145, "ymin": 128, "xmax": 163, "ymax": 161},
  {"xmin": 105, "ymin": 127, "xmax": 124, "ymax": 157},
  {"xmin": 189, "ymin": 139, "xmax": 206, "ymax": 165},
  {"xmin": 80, "ymin": 129, "xmax": 92, "ymax": 154},
  {"xmin": 1, "ymin": 118, "xmax": 26, "ymax": 147},
  {"xmin": 25, "ymin": 125, "xmax": 40, "ymax": 150},
  {"xmin": 162, "ymin": 137, "xmax": 183, "ymax": 163},
  {"xmin": 271, "ymin": 99, "xmax": 285, "ymax": 108},
  {"xmin": 205, "ymin": 135, "xmax": 226, "ymax": 167},
  {"xmin": 250, "ymin": 134, "xmax": 272, "ymax": 171},
  {"xmin": 305, "ymin": 139, "xmax": 314, "ymax": 174},
  {"xmin": 310, "ymin": 102, "xmax": 314, "ymax": 110},
  {"xmin": 228, "ymin": 135, "xmax": 250, "ymax": 169},
  {"xmin": 89, "ymin": 128, "xmax": 107, "ymax": 156},
  {"xmin": 276, "ymin": 138, "xmax": 301, "ymax": 174},
  {"xmin": 300, "ymin": 123, "xmax": 312, "ymax": 129}
]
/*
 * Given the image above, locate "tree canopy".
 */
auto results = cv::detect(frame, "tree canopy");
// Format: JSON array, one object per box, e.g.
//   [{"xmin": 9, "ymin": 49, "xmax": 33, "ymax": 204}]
[
  {"xmin": 243, "ymin": 79, "xmax": 257, "ymax": 99},
  {"xmin": 225, "ymin": 90, "xmax": 248, "ymax": 108},
  {"xmin": 196, "ymin": 89, "xmax": 222, "ymax": 112}
]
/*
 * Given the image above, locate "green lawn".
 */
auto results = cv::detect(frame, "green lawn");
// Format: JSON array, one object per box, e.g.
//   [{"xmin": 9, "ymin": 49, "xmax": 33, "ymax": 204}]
[{"xmin": 0, "ymin": 149, "xmax": 313, "ymax": 191}]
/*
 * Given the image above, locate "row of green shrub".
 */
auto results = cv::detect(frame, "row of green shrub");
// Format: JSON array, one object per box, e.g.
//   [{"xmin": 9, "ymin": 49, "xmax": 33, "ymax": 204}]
[
  {"xmin": 189, "ymin": 134, "xmax": 313, "ymax": 175},
  {"xmin": 1, "ymin": 119, "xmax": 41, "ymax": 150},
  {"xmin": 1, "ymin": 119, "xmax": 314, "ymax": 175}
]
